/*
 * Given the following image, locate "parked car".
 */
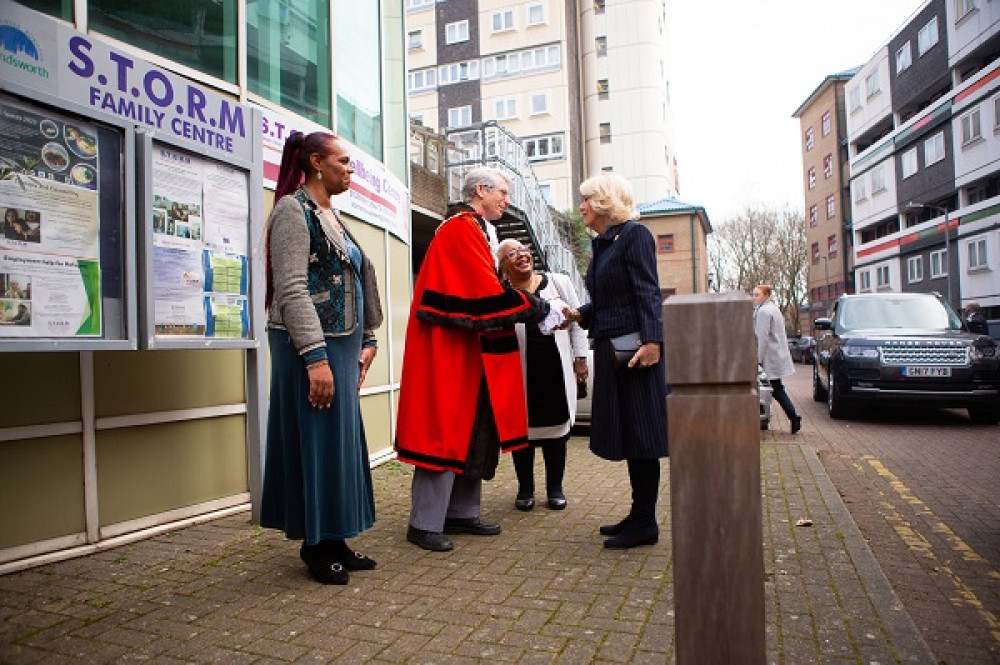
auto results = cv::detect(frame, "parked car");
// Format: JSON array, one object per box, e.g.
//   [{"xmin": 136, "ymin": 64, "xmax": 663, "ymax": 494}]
[
  {"xmin": 812, "ymin": 292, "xmax": 1000, "ymax": 424},
  {"xmin": 788, "ymin": 336, "xmax": 816, "ymax": 364},
  {"xmin": 575, "ymin": 348, "xmax": 774, "ymax": 431}
]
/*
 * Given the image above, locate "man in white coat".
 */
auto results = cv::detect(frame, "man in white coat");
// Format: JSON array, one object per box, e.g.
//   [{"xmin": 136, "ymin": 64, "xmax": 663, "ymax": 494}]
[{"xmin": 752, "ymin": 284, "xmax": 801, "ymax": 433}]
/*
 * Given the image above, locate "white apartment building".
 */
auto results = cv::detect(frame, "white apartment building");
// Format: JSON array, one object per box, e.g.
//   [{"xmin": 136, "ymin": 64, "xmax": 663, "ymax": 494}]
[{"xmin": 405, "ymin": 0, "xmax": 679, "ymax": 211}]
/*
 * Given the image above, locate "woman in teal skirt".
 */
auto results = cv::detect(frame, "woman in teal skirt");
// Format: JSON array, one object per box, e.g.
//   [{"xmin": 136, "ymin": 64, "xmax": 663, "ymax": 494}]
[{"xmin": 260, "ymin": 131, "xmax": 383, "ymax": 585}]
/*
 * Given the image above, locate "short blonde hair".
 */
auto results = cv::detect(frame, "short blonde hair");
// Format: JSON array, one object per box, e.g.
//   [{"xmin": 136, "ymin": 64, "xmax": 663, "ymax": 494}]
[{"xmin": 579, "ymin": 173, "xmax": 639, "ymax": 223}]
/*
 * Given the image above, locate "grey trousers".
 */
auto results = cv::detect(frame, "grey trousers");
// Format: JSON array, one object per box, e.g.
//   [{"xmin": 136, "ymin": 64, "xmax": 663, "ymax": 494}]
[{"xmin": 409, "ymin": 466, "xmax": 482, "ymax": 532}]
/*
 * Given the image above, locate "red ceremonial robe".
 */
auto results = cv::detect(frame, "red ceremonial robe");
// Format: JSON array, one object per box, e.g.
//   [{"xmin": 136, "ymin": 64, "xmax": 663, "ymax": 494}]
[{"xmin": 395, "ymin": 209, "xmax": 540, "ymax": 476}]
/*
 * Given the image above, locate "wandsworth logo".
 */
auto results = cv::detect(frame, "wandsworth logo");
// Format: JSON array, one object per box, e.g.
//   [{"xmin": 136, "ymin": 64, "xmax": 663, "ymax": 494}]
[{"xmin": 0, "ymin": 23, "xmax": 49, "ymax": 79}]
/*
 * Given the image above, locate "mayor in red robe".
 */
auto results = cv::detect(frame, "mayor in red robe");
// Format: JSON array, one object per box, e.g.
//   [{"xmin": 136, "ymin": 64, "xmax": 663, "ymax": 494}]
[{"xmin": 396, "ymin": 168, "xmax": 548, "ymax": 552}]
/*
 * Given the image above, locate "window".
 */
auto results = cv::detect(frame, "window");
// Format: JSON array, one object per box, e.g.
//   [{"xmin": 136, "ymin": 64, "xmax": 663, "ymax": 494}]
[
  {"xmin": 594, "ymin": 0, "xmax": 606, "ymax": 13},
  {"xmin": 917, "ymin": 17, "xmax": 939, "ymax": 56},
  {"xmin": 597, "ymin": 79, "xmax": 610, "ymax": 100},
  {"xmin": 334, "ymin": 0, "xmax": 382, "ymax": 157},
  {"xmin": 408, "ymin": 30, "xmax": 423, "ymax": 51},
  {"xmin": 871, "ymin": 165, "xmax": 886, "ymax": 193},
  {"xmin": 523, "ymin": 134, "xmax": 564, "ymax": 162},
  {"xmin": 658, "ymin": 234, "xmax": 675, "ymax": 253},
  {"xmin": 596, "ymin": 36, "xmax": 608, "ymax": 57},
  {"xmin": 247, "ymin": 0, "xmax": 328, "ymax": 122},
  {"xmin": 95, "ymin": 0, "xmax": 237, "ymax": 83},
  {"xmin": 494, "ymin": 97, "xmax": 517, "ymax": 120},
  {"xmin": 858, "ymin": 270, "xmax": 872, "ymax": 292},
  {"xmin": 961, "ymin": 108, "xmax": 982, "ymax": 145},
  {"xmin": 439, "ymin": 60, "xmax": 480, "ymax": 85},
  {"xmin": 808, "ymin": 167, "xmax": 816, "ymax": 189},
  {"xmin": 409, "ymin": 112, "xmax": 424, "ymax": 125},
  {"xmin": 828, "ymin": 235, "xmax": 838, "ymax": 257},
  {"xmin": 530, "ymin": 92, "xmax": 550, "ymax": 115},
  {"xmin": 956, "ymin": 0, "xmax": 976, "ymax": 20},
  {"xmin": 406, "ymin": 0, "xmax": 434, "ymax": 9},
  {"xmin": 445, "ymin": 20, "xmax": 470, "ymax": 44},
  {"xmin": 447, "ymin": 105, "xmax": 472, "ymax": 128},
  {"xmin": 809, "ymin": 205, "xmax": 818, "ymax": 226},
  {"xmin": 849, "ymin": 87, "xmax": 862, "ymax": 113},
  {"xmin": 492, "ymin": 10, "xmax": 514, "ymax": 32},
  {"xmin": 408, "ymin": 68, "xmax": 437, "ymax": 94},
  {"xmin": 805, "ymin": 127, "xmax": 814, "ymax": 151},
  {"xmin": 481, "ymin": 45, "xmax": 561, "ymax": 80},
  {"xmin": 599, "ymin": 122, "xmax": 612, "ymax": 143},
  {"xmin": 907, "ymin": 256, "xmax": 923, "ymax": 283},
  {"xmin": 527, "ymin": 3, "xmax": 546, "ymax": 26},
  {"xmin": 896, "ymin": 42, "xmax": 912, "ymax": 73},
  {"xmin": 967, "ymin": 237, "xmax": 988, "ymax": 270},
  {"xmin": 822, "ymin": 111, "xmax": 832, "ymax": 137},
  {"xmin": 930, "ymin": 249, "xmax": 948, "ymax": 278},
  {"xmin": 538, "ymin": 183, "xmax": 552, "ymax": 204},
  {"xmin": 865, "ymin": 71, "xmax": 881, "ymax": 99},
  {"xmin": 995, "ymin": 96, "xmax": 1000, "ymax": 130},
  {"xmin": 854, "ymin": 177, "xmax": 867, "ymax": 202},
  {"xmin": 901, "ymin": 148, "xmax": 918, "ymax": 179},
  {"xmin": 811, "ymin": 242, "xmax": 820, "ymax": 263},
  {"xmin": 826, "ymin": 194, "xmax": 836, "ymax": 219},
  {"xmin": 924, "ymin": 131, "xmax": 945, "ymax": 166},
  {"xmin": 876, "ymin": 265, "xmax": 890, "ymax": 289},
  {"xmin": 823, "ymin": 154, "xmax": 833, "ymax": 178}
]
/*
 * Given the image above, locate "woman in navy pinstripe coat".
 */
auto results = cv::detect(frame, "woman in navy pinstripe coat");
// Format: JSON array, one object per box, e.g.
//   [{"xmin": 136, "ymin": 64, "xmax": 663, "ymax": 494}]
[{"xmin": 564, "ymin": 174, "xmax": 668, "ymax": 549}]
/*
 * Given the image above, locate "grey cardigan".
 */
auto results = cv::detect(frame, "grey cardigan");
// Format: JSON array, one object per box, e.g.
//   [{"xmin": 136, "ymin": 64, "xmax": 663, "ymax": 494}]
[{"xmin": 267, "ymin": 189, "xmax": 383, "ymax": 357}]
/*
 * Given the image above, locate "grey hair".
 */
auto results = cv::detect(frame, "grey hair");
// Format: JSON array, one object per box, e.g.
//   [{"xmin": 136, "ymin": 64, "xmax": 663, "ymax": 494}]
[
  {"xmin": 495, "ymin": 238, "xmax": 522, "ymax": 263},
  {"xmin": 462, "ymin": 167, "xmax": 507, "ymax": 203}
]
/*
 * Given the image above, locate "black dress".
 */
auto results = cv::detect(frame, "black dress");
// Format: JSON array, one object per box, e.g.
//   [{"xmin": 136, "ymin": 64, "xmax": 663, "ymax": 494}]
[{"xmin": 524, "ymin": 275, "xmax": 570, "ymax": 435}]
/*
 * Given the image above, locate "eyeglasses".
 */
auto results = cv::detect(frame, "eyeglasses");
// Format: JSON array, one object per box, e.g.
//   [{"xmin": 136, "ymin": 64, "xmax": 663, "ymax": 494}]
[
  {"xmin": 484, "ymin": 184, "xmax": 510, "ymax": 197},
  {"xmin": 502, "ymin": 247, "xmax": 531, "ymax": 261}
]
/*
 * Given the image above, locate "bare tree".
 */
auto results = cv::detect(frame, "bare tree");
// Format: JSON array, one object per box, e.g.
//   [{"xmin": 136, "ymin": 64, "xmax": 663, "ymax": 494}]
[{"xmin": 709, "ymin": 204, "xmax": 808, "ymax": 334}]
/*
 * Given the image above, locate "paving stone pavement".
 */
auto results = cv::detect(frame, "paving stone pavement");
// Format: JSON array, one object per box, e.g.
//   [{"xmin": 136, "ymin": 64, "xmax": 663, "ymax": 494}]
[{"xmin": 0, "ymin": 424, "xmax": 937, "ymax": 663}]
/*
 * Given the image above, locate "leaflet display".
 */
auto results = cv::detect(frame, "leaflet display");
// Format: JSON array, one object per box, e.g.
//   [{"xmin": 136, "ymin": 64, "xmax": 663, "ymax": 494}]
[
  {"xmin": 148, "ymin": 142, "xmax": 251, "ymax": 342},
  {"xmin": 0, "ymin": 93, "xmax": 130, "ymax": 345}
]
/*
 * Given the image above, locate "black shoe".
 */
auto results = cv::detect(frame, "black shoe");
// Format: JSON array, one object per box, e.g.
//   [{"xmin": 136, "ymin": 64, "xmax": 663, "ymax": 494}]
[
  {"xmin": 406, "ymin": 526, "xmax": 453, "ymax": 552},
  {"xmin": 599, "ymin": 515, "xmax": 633, "ymax": 536},
  {"xmin": 443, "ymin": 517, "xmax": 502, "ymax": 536},
  {"xmin": 319, "ymin": 540, "xmax": 377, "ymax": 571},
  {"xmin": 604, "ymin": 524, "xmax": 659, "ymax": 550},
  {"xmin": 306, "ymin": 561, "xmax": 349, "ymax": 584},
  {"xmin": 791, "ymin": 416, "xmax": 802, "ymax": 434},
  {"xmin": 515, "ymin": 496, "xmax": 535, "ymax": 511},
  {"xmin": 546, "ymin": 491, "xmax": 567, "ymax": 511}
]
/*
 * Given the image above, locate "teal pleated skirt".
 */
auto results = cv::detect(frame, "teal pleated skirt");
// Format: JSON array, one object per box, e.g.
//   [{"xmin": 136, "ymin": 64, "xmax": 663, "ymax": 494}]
[{"xmin": 260, "ymin": 326, "xmax": 375, "ymax": 544}]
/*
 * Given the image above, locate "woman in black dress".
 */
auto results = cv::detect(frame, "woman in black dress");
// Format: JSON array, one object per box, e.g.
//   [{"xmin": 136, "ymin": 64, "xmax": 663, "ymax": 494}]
[{"xmin": 497, "ymin": 239, "xmax": 588, "ymax": 511}]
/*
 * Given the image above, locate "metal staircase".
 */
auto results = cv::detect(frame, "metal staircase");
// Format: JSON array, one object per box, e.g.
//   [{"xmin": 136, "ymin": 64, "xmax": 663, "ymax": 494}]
[{"xmin": 445, "ymin": 121, "xmax": 588, "ymax": 303}]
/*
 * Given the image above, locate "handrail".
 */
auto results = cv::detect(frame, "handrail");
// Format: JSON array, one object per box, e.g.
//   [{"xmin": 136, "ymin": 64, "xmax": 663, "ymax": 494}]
[{"xmin": 444, "ymin": 121, "xmax": 588, "ymax": 303}]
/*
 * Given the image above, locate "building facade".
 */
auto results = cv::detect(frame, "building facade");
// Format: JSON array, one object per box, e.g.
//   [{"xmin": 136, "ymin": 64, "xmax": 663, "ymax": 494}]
[
  {"xmin": 405, "ymin": 0, "xmax": 679, "ymax": 211},
  {"xmin": 637, "ymin": 198, "xmax": 712, "ymax": 298},
  {"xmin": 844, "ymin": 0, "xmax": 1000, "ymax": 320},
  {"xmin": 0, "ymin": 0, "xmax": 411, "ymax": 572},
  {"xmin": 793, "ymin": 71, "xmax": 858, "ymax": 320}
]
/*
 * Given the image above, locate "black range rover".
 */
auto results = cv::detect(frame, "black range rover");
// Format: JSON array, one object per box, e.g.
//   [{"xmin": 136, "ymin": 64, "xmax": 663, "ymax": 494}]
[{"xmin": 813, "ymin": 293, "xmax": 1000, "ymax": 424}]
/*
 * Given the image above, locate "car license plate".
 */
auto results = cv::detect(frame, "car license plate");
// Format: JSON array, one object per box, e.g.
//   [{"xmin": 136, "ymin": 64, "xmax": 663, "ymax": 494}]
[{"xmin": 902, "ymin": 366, "xmax": 951, "ymax": 377}]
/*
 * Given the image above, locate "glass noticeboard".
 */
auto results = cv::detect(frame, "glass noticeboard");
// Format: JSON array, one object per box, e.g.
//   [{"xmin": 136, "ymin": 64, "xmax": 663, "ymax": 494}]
[
  {"xmin": 0, "ymin": 91, "xmax": 134, "ymax": 350},
  {"xmin": 139, "ymin": 137, "xmax": 259, "ymax": 349}
]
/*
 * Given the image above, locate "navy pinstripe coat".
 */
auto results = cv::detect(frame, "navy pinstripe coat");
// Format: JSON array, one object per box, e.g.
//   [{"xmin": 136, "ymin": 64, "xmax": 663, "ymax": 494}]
[{"xmin": 578, "ymin": 220, "xmax": 668, "ymax": 461}]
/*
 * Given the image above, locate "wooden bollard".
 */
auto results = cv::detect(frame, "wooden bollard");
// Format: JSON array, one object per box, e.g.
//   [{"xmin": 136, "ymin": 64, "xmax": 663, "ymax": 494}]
[{"xmin": 664, "ymin": 293, "xmax": 765, "ymax": 664}]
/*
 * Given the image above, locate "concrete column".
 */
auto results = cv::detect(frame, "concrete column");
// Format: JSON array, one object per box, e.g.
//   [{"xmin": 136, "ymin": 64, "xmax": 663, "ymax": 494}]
[{"xmin": 664, "ymin": 292, "xmax": 765, "ymax": 664}]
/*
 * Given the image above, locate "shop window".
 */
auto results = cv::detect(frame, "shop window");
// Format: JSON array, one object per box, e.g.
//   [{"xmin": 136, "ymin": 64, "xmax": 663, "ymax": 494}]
[
  {"xmin": 335, "ymin": 0, "xmax": 382, "ymax": 157},
  {"xmin": 93, "ymin": 0, "xmax": 238, "ymax": 83}
]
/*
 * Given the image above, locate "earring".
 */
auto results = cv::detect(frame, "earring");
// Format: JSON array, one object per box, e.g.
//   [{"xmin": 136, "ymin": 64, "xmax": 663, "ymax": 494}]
[{"xmin": 317, "ymin": 171, "xmax": 323, "ymax": 181}]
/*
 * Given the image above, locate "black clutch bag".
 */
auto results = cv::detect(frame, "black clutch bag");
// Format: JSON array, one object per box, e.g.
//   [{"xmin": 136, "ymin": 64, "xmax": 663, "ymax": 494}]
[{"xmin": 610, "ymin": 332, "xmax": 641, "ymax": 369}]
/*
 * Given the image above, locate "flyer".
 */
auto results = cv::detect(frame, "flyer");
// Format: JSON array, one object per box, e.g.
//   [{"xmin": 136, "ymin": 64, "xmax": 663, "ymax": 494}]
[{"xmin": 151, "ymin": 146, "xmax": 250, "ymax": 338}]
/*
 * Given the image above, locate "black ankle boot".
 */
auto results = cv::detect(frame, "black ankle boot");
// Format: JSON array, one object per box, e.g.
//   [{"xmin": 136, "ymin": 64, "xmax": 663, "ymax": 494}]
[
  {"xmin": 300, "ymin": 543, "xmax": 349, "ymax": 584},
  {"xmin": 599, "ymin": 514, "xmax": 634, "ymax": 536},
  {"xmin": 321, "ymin": 540, "xmax": 377, "ymax": 571}
]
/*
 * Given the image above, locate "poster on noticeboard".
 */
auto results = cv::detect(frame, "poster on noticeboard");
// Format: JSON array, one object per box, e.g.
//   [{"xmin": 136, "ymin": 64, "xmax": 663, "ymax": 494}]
[
  {"xmin": 0, "ymin": 97, "xmax": 102, "ymax": 338},
  {"xmin": 150, "ymin": 144, "xmax": 250, "ymax": 340}
]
